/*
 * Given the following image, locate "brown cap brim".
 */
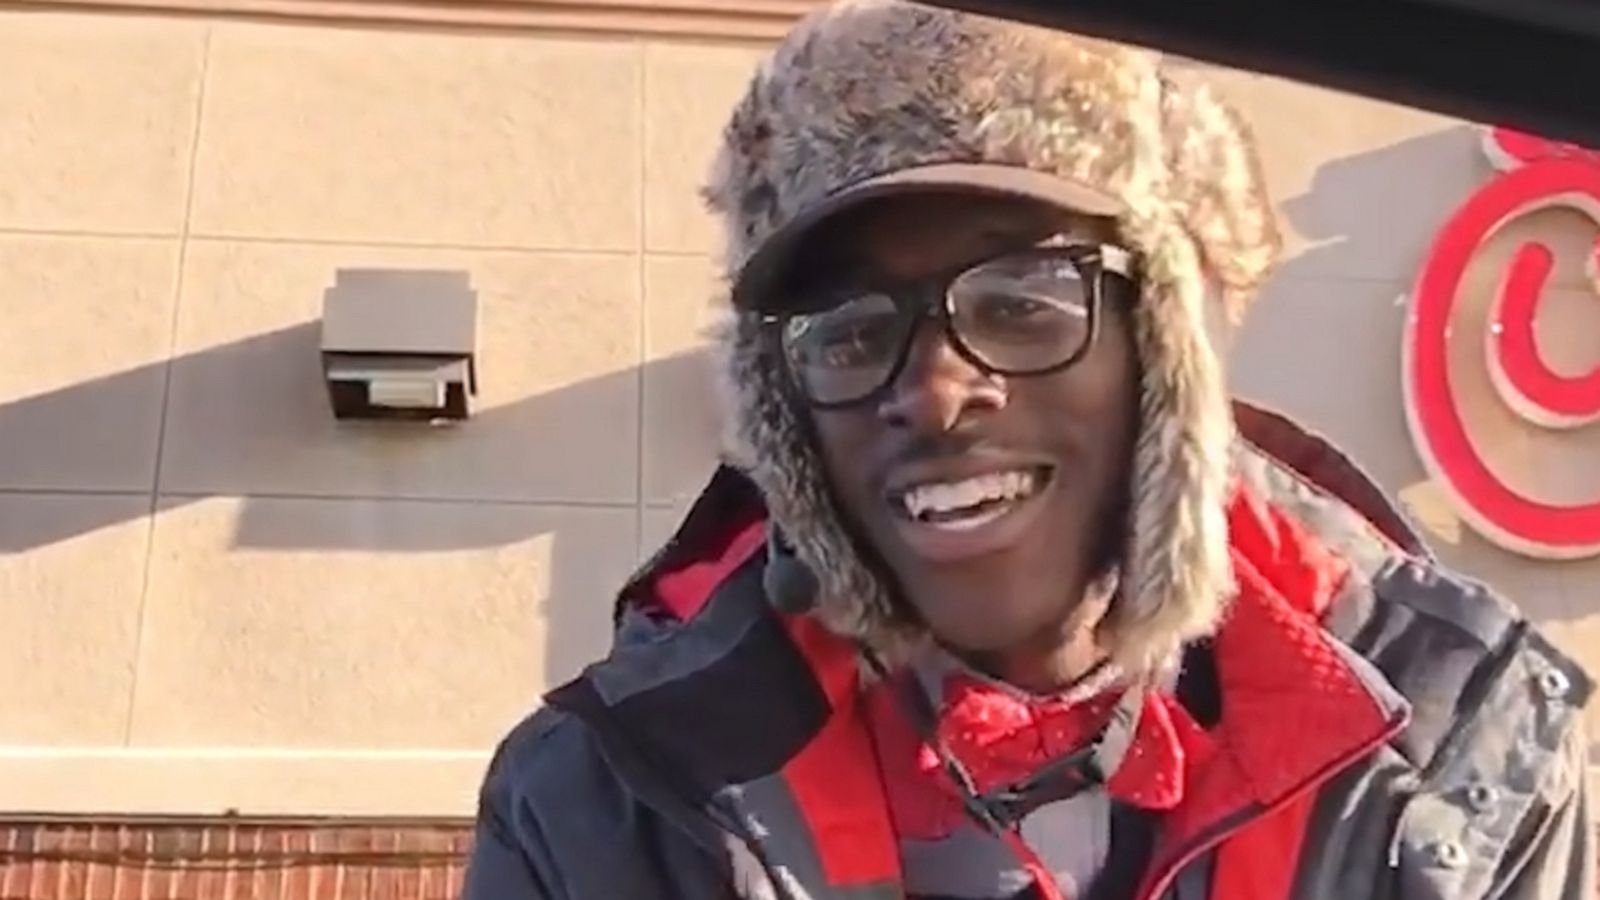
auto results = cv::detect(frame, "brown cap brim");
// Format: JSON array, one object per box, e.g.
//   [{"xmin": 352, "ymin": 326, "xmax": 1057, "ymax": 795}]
[{"xmin": 729, "ymin": 162, "xmax": 1125, "ymax": 312}]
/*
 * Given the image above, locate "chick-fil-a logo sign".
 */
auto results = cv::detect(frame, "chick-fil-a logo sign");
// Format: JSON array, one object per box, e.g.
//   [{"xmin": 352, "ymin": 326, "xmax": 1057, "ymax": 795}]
[{"xmin": 1404, "ymin": 126, "xmax": 1600, "ymax": 559}]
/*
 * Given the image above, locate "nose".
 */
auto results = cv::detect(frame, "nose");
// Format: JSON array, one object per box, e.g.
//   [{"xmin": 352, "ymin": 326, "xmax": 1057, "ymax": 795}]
[{"xmin": 876, "ymin": 327, "xmax": 1006, "ymax": 432}]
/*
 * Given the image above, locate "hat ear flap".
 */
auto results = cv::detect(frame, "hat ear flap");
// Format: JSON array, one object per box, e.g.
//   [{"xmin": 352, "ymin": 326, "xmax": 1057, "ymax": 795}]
[
  {"xmin": 722, "ymin": 316, "xmax": 906, "ymax": 648},
  {"xmin": 1157, "ymin": 76, "xmax": 1282, "ymax": 323},
  {"xmin": 1101, "ymin": 218, "xmax": 1236, "ymax": 681}
]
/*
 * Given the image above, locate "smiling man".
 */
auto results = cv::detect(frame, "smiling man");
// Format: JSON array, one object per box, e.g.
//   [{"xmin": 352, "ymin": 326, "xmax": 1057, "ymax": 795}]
[{"xmin": 462, "ymin": 2, "xmax": 1594, "ymax": 898}]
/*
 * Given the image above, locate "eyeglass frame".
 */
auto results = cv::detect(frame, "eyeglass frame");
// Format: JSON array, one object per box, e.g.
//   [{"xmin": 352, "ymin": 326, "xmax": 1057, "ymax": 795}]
[{"xmin": 759, "ymin": 239, "xmax": 1139, "ymax": 410}]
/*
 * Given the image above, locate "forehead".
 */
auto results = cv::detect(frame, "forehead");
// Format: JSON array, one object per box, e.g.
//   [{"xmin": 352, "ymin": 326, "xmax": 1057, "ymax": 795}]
[{"xmin": 788, "ymin": 192, "xmax": 1117, "ymax": 287}]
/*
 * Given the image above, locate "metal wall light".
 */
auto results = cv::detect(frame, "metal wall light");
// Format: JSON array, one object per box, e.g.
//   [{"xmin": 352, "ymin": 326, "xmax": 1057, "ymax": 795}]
[{"xmin": 320, "ymin": 269, "xmax": 479, "ymax": 423}]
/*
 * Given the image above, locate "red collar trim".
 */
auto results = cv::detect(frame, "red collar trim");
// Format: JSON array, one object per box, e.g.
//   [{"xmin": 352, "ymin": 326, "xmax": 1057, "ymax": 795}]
[
  {"xmin": 649, "ymin": 519, "xmax": 765, "ymax": 621},
  {"xmin": 1210, "ymin": 546, "xmax": 1399, "ymax": 806},
  {"xmin": 1226, "ymin": 481, "xmax": 1353, "ymax": 619},
  {"xmin": 1215, "ymin": 484, "xmax": 1402, "ymax": 806},
  {"xmin": 1143, "ymin": 539, "xmax": 1405, "ymax": 897},
  {"xmin": 777, "ymin": 614, "xmax": 903, "ymax": 887}
]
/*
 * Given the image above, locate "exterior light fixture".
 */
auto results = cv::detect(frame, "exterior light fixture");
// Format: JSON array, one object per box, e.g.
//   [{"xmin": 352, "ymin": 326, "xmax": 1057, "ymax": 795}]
[{"xmin": 320, "ymin": 269, "xmax": 479, "ymax": 423}]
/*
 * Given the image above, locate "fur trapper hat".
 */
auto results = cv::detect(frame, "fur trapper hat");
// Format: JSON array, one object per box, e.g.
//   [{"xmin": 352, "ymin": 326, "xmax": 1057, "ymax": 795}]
[{"xmin": 703, "ymin": 0, "xmax": 1281, "ymax": 681}]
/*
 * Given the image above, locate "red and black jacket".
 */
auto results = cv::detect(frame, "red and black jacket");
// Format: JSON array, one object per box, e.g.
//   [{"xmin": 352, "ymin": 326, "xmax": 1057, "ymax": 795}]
[{"xmin": 463, "ymin": 404, "xmax": 1593, "ymax": 900}]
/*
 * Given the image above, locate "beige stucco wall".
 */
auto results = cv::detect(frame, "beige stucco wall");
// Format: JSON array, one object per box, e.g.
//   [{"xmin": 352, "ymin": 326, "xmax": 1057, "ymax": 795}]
[{"xmin": 1, "ymin": 7, "xmax": 1596, "ymax": 817}]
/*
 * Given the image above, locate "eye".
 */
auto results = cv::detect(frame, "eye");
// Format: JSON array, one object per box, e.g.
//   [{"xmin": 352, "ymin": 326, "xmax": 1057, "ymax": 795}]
[
  {"xmin": 784, "ymin": 293, "xmax": 902, "ymax": 370},
  {"xmin": 812, "ymin": 317, "xmax": 898, "ymax": 367},
  {"xmin": 950, "ymin": 254, "xmax": 1090, "ymax": 340},
  {"xmin": 972, "ymin": 292, "xmax": 1059, "ymax": 325}
]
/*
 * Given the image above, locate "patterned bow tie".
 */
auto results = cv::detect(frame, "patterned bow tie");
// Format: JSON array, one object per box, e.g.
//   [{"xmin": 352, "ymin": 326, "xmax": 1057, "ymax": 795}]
[{"xmin": 920, "ymin": 674, "xmax": 1192, "ymax": 814}]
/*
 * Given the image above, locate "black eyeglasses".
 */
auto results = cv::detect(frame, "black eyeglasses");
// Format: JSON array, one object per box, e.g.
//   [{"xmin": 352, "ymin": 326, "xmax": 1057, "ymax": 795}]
[{"xmin": 768, "ymin": 240, "xmax": 1137, "ymax": 409}]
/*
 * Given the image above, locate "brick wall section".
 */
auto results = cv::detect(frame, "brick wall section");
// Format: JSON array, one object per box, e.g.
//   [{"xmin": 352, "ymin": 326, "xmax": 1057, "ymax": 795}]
[
  {"xmin": 0, "ymin": 818, "xmax": 471, "ymax": 900},
  {"xmin": 8, "ymin": 818, "xmax": 1593, "ymax": 898}
]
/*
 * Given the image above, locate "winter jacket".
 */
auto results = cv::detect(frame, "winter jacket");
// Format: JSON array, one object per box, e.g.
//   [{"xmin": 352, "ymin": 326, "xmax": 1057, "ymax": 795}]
[{"xmin": 462, "ymin": 403, "xmax": 1594, "ymax": 899}]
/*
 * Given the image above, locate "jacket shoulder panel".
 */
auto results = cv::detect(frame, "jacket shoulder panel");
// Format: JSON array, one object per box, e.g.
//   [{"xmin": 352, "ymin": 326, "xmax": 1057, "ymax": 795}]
[
  {"xmin": 1344, "ymin": 559, "xmax": 1593, "ymax": 898},
  {"xmin": 1352, "ymin": 558, "xmax": 1520, "ymax": 757},
  {"xmin": 1237, "ymin": 429, "xmax": 1592, "ymax": 775},
  {"xmin": 1233, "ymin": 439, "xmax": 1402, "ymax": 584},
  {"xmin": 1372, "ymin": 558, "xmax": 1519, "ymax": 650},
  {"xmin": 1390, "ymin": 622, "xmax": 1591, "ymax": 898},
  {"xmin": 1234, "ymin": 401, "xmax": 1432, "ymax": 559},
  {"xmin": 474, "ymin": 706, "xmax": 731, "ymax": 900}
]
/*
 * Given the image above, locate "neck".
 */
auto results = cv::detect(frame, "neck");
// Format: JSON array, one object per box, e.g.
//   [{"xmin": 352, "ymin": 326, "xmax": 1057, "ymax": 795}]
[
  {"xmin": 965, "ymin": 589, "xmax": 1112, "ymax": 695},
  {"xmin": 973, "ymin": 631, "xmax": 1104, "ymax": 695}
]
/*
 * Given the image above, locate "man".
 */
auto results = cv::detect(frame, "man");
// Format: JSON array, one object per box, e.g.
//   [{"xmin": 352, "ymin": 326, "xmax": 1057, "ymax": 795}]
[{"xmin": 462, "ymin": 2, "xmax": 1594, "ymax": 897}]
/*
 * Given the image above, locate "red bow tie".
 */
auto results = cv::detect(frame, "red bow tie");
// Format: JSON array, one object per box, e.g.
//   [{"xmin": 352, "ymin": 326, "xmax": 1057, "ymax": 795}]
[{"xmin": 919, "ymin": 674, "xmax": 1191, "ymax": 814}]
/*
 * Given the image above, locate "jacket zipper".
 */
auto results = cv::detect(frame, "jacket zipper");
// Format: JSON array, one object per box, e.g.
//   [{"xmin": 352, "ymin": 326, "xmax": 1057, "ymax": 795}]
[{"xmin": 1135, "ymin": 712, "xmax": 1408, "ymax": 900}]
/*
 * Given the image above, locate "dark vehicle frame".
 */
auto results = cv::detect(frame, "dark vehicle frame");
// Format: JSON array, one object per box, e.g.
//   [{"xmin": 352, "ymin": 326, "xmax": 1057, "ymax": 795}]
[{"xmin": 931, "ymin": 0, "xmax": 1600, "ymax": 147}]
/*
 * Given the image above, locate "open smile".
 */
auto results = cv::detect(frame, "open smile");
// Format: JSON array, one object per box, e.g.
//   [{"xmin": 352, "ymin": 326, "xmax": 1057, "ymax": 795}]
[{"xmin": 884, "ymin": 464, "xmax": 1056, "ymax": 563}]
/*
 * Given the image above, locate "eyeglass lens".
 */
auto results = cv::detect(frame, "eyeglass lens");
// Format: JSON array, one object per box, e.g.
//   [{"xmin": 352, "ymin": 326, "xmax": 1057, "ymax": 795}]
[{"xmin": 781, "ymin": 251, "xmax": 1096, "ymax": 406}]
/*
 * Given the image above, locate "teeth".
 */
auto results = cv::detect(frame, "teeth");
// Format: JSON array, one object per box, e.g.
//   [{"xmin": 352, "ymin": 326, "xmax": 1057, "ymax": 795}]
[
  {"xmin": 924, "ymin": 505, "xmax": 1009, "ymax": 532},
  {"xmin": 901, "ymin": 470, "xmax": 1036, "ymax": 520}
]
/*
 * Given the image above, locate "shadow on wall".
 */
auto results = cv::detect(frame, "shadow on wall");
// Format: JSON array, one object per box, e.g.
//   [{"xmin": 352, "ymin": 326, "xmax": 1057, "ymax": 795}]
[
  {"xmin": 1233, "ymin": 124, "xmax": 1486, "ymax": 494},
  {"xmin": 1276, "ymin": 124, "xmax": 1486, "ymax": 285},
  {"xmin": 0, "ymin": 319, "xmax": 724, "ymax": 688}
]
